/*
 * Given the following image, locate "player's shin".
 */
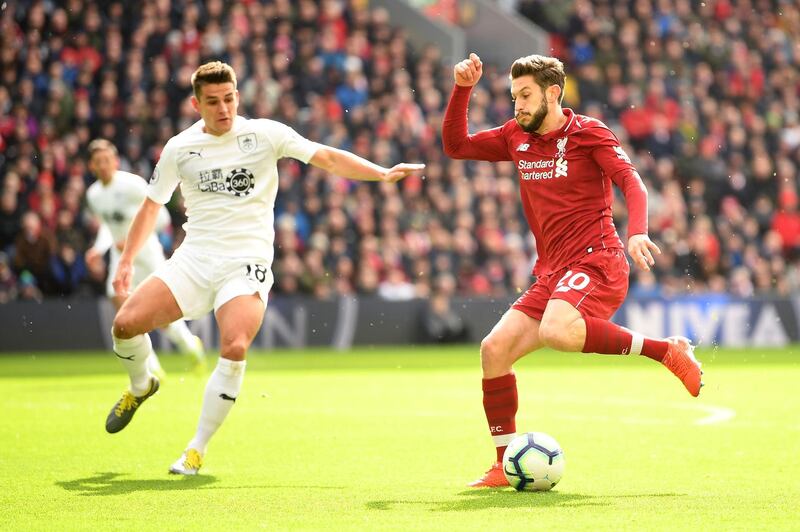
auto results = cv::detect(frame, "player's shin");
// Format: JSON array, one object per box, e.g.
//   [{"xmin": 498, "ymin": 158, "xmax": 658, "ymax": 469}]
[
  {"xmin": 581, "ymin": 316, "xmax": 669, "ymax": 360},
  {"xmin": 187, "ymin": 357, "xmax": 246, "ymax": 454},
  {"xmin": 112, "ymin": 332, "xmax": 155, "ymax": 395},
  {"xmin": 482, "ymin": 373, "xmax": 518, "ymax": 462}
]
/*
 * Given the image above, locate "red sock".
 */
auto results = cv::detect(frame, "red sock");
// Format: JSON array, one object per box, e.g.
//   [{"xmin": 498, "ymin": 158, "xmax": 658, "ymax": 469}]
[
  {"xmin": 640, "ymin": 337, "xmax": 669, "ymax": 361},
  {"xmin": 482, "ymin": 373, "xmax": 518, "ymax": 462},
  {"xmin": 582, "ymin": 316, "xmax": 669, "ymax": 361},
  {"xmin": 582, "ymin": 317, "xmax": 632, "ymax": 354}
]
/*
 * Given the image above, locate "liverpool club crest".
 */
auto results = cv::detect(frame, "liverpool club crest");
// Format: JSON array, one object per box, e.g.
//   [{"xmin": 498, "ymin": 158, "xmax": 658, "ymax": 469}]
[{"xmin": 555, "ymin": 137, "xmax": 568, "ymax": 159}]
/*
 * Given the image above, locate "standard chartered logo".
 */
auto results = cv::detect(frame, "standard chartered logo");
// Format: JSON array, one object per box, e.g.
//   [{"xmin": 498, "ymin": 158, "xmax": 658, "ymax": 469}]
[
  {"xmin": 518, "ymin": 158, "xmax": 568, "ymax": 181},
  {"xmin": 517, "ymin": 136, "xmax": 570, "ymax": 181}
]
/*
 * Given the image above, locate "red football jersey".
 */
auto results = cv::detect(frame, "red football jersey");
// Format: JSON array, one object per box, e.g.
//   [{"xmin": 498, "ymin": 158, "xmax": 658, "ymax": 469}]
[{"xmin": 443, "ymin": 85, "xmax": 648, "ymax": 276}]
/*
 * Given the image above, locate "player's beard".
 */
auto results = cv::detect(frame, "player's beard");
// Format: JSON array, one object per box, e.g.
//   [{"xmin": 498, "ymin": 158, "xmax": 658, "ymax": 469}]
[{"xmin": 517, "ymin": 99, "xmax": 549, "ymax": 133}]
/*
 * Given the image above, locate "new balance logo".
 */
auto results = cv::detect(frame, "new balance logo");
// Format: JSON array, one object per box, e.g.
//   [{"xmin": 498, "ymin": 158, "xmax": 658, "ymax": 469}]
[
  {"xmin": 219, "ymin": 393, "xmax": 237, "ymax": 402},
  {"xmin": 516, "ymin": 143, "xmax": 529, "ymax": 151},
  {"xmin": 114, "ymin": 351, "xmax": 135, "ymax": 361}
]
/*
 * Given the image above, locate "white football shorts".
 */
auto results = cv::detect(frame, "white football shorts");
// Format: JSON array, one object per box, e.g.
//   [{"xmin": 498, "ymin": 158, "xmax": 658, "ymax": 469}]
[{"xmin": 152, "ymin": 245, "xmax": 273, "ymax": 319}]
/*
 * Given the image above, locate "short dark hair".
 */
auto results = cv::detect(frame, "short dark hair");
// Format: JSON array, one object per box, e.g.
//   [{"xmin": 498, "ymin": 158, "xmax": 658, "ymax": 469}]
[
  {"xmin": 87, "ymin": 138, "xmax": 118, "ymax": 158},
  {"xmin": 510, "ymin": 55, "xmax": 566, "ymax": 103},
  {"xmin": 191, "ymin": 61, "xmax": 237, "ymax": 99}
]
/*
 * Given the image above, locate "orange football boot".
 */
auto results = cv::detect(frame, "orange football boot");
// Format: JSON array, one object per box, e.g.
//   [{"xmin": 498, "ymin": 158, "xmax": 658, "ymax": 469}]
[
  {"xmin": 468, "ymin": 462, "xmax": 510, "ymax": 488},
  {"xmin": 662, "ymin": 336, "xmax": 703, "ymax": 397}
]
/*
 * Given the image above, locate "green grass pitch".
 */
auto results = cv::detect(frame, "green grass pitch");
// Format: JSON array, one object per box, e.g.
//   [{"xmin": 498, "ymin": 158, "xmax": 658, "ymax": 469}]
[{"xmin": 1, "ymin": 345, "xmax": 798, "ymax": 530}]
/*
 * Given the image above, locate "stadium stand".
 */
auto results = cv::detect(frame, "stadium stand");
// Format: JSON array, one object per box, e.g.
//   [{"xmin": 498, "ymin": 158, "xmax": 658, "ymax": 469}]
[{"xmin": 0, "ymin": 0, "xmax": 797, "ymax": 301}]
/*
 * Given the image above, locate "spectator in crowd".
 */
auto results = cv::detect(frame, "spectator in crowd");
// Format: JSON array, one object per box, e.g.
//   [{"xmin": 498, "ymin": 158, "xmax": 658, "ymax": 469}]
[
  {"xmin": 378, "ymin": 266, "xmax": 416, "ymax": 301},
  {"xmin": 12, "ymin": 211, "xmax": 55, "ymax": 294},
  {"xmin": 17, "ymin": 270, "xmax": 43, "ymax": 303},
  {"xmin": 0, "ymin": 190, "xmax": 22, "ymax": 253},
  {"xmin": 0, "ymin": 0, "xmax": 797, "ymax": 302},
  {"xmin": 772, "ymin": 188, "xmax": 800, "ymax": 260},
  {"xmin": 0, "ymin": 252, "xmax": 18, "ymax": 303},
  {"xmin": 49, "ymin": 241, "xmax": 87, "ymax": 296},
  {"xmin": 420, "ymin": 273, "xmax": 468, "ymax": 343}
]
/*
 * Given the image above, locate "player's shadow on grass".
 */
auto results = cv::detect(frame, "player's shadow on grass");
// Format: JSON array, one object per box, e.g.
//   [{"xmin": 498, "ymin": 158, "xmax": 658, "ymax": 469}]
[
  {"xmin": 57, "ymin": 472, "xmax": 216, "ymax": 496},
  {"xmin": 367, "ymin": 490, "xmax": 686, "ymax": 512}
]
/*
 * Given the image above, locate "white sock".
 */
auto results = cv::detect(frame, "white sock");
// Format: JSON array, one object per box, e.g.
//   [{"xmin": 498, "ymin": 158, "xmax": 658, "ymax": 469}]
[
  {"xmin": 112, "ymin": 332, "xmax": 154, "ymax": 395},
  {"xmin": 187, "ymin": 358, "xmax": 246, "ymax": 454},
  {"xmin": 164, "ymin": 320, "xmax": 196, "ymax": 353},
  {"xmin": 629, "ymin": 330, "xmax": 644, "ymax": 355},
  {"xmin": 146, "ymin": 352, "xmax": 164, "ymax": 376}
]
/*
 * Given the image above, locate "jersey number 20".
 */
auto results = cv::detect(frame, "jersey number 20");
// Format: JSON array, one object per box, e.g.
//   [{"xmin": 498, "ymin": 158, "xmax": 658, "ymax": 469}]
[{"xmin": 554, "ymin": 270, "xmax": 591, "ymax": 293}]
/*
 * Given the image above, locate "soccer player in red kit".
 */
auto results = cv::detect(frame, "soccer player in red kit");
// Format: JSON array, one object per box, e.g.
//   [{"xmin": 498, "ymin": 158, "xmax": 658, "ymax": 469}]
[{"xmin": 442, "ymin": 53, "xmax": 703, "ymax": 488}]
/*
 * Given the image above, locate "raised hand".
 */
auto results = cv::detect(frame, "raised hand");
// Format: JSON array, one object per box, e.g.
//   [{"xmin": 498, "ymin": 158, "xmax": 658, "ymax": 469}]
[{"xmin": 454, "ymin": 53, "xmax": 483, "ymax": 87}]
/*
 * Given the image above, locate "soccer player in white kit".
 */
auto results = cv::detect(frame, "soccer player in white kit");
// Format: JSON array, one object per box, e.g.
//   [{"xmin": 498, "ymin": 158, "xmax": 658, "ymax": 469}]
[
  {"xmin": 85, "ymin": 139, "xmax": 206, "ymax": 376},
  {"xmin": 106, "ymin": 61, "xmax": 425, "ymax": 475}
]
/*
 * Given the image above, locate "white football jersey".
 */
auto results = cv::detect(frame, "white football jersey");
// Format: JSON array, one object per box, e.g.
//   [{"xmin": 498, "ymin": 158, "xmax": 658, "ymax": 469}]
[
  {"xmin": 147, "ymin": 116, "xmax": 320, "ymax": 261},
  {"xmin": 86, "ymin": 170, "xmax": 167, "ymax": 263}
]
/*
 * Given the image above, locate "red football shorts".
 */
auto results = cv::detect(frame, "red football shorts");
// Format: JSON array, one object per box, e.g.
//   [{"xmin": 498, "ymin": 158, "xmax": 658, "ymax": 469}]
[{"xmin": 512, "ymin": 248, "xmax": 630, "ymax": 321}]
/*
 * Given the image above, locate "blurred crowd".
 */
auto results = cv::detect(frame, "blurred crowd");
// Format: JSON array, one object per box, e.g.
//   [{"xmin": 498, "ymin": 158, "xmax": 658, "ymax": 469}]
[
  {"xmin": 1, "ymin": 0, "xmax": 798, "ymax": 305},
  {"xmin": 518, "ymin": 0, "xmax": 800, "ymax": 296}
]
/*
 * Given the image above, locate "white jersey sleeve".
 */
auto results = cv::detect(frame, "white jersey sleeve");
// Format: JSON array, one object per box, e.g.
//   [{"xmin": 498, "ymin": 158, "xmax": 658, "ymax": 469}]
[
  {"xmin": 264, "ymin": 120, "xmax": 321, "ymax": 163},
  {"xmin": 147, "ymin": 139, "xmax": 181, "ymax": 205}
]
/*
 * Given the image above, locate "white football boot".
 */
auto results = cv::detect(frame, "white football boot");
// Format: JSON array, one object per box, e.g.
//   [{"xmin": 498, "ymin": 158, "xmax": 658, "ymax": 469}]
[{"xmin": 169, "ymin": 448, "xmax": 203, "ymax": 475}]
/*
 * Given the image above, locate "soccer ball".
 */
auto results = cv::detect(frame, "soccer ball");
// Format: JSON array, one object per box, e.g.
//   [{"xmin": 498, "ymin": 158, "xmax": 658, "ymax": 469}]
[{"xmin": 502, "ymin": 432, "xmax": 565, "ymax": 491}]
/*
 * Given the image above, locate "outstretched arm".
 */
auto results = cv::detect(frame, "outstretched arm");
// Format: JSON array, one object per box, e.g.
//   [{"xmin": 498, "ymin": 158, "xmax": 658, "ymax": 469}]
[
  {"xmin": 442, "ymin": 53, "xmax": 511, "ymax": 161},
  {"xmin": 309, "ymin": 146, "xmax": 424, "ymax": 183},
  {"xmin": 113, "ymin": 197, "xmax": 161, "ymax": 298}
]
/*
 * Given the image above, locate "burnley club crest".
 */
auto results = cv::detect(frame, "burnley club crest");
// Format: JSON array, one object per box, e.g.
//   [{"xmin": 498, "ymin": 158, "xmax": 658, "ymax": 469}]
[{"xmin": 237, "ymin": 133, "xmax": 257, "ymax": 153}]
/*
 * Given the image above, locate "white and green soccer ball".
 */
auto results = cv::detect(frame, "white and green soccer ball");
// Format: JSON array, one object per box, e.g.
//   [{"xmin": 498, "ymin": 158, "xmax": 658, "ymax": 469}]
[{"xmin": 502, "ymin": 432, "xmax": 565, "ymax": 491}]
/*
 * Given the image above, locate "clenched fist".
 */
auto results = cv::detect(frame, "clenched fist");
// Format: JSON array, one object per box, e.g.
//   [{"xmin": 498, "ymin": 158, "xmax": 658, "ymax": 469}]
[{"xmin": 454, "ymin": 53, "xmax": 483, "ymax": 87}]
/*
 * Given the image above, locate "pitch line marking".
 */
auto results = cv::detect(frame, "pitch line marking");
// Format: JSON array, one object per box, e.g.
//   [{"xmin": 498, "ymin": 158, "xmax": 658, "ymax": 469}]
[
  {"xmin": 534, "ymin": 397, "xmax": 737, "ymax": 426},
  {"xmin": 601, "ymin": 398, "xmax": 737, "ymax": 426},
  {"xmin": 692, "ymin": 404, "xmax": 736, "ymax": 425}
]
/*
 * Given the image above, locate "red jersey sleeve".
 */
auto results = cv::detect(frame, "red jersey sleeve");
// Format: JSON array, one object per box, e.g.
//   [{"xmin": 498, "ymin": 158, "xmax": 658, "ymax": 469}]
[
  {"xmin": 442, "ymin": 85, "xmax": 512, "ymax": 162},
  {"xmin": 587, "ymin": 125, "xmax": 649, "ymax": 237}
]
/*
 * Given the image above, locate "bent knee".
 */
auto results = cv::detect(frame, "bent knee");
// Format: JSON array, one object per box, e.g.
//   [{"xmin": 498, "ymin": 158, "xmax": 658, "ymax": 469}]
[
  {"xmin": 221, "ymin": 339, "xmax": 249, "ymax": 361},
  {"xmin": 480, "ymin": 335, "xmax": 512, "ymax": 366},
  {"xmin": 113, "ymin": 311, "xmax": 143, "ymax": 339},
  {"xmin": 479, "ymin": 335, "xmax": 498, "ymax": 360}
]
